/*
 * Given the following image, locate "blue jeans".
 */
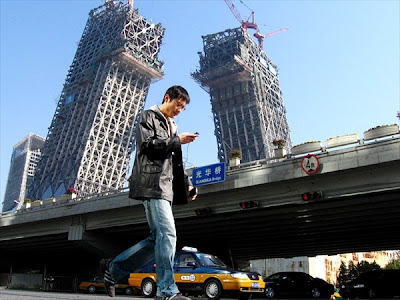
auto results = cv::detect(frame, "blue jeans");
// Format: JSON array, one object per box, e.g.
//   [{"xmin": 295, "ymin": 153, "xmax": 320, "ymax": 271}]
[{"xmin": 109, "ymin": 199, "xmax": 179, "ymax": 297}]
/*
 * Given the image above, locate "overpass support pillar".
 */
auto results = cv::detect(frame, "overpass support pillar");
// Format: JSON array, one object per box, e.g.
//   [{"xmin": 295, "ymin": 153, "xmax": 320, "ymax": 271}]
[{"xmin": 68, "ymin": 224, "xmax": 119, "ymax": 257}]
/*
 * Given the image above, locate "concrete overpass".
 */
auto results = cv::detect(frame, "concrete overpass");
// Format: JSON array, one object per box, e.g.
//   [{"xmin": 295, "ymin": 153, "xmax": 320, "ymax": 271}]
[{"xmin": 0, "ymin": 135, "xmax": 399, "ymax": 273}]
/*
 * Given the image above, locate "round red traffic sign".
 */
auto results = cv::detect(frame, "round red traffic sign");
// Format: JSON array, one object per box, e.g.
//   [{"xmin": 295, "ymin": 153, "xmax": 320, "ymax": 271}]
[{"xmin": 301, "ymin": 154, "xmax": 320, "ymax": 174}]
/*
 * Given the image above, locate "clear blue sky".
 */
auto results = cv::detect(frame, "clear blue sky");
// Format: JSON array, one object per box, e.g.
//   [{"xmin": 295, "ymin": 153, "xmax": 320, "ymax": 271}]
[{"xmin": 1, "ymin": 0, "xmax": 399, "ymax": 208}]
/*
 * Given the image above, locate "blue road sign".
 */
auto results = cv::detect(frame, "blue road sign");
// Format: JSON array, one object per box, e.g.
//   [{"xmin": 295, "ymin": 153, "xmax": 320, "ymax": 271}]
[{"xmin": 192, "ymin": 162, "xmax": 226, "ymax": 186}]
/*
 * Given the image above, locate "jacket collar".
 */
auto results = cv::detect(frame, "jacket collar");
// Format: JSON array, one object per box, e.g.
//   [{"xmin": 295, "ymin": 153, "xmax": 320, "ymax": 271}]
[
  {"xmin": 149, "ymin": 105, "xmax": 177, "ymax": 135},
  {"xmin": 149, "ymin": 105, "xmax": 164, "ymax": 120}
]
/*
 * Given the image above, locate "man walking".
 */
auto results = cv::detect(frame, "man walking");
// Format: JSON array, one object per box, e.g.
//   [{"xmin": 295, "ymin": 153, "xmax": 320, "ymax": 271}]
[{"xmin": 101, "ymin": 86, "xmax": 199, "ymax": 299}]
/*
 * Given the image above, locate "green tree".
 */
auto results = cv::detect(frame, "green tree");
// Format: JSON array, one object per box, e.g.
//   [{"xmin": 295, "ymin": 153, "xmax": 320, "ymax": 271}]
[
  {"xmin": 336, "ymin": 260, "xmax": 382, "ymax": 286},
  {"xmin": 385, "ymin": 252, "xmax": 400, "ymax": 269},
  {"xmin": 357, "ymin": 260, "xmax": 381, "ymax": 273},
  {"xmin": 337, "ymin": 261, "xmax": 349, "ymax": 286},
  {"xmin": 348, "ymin": 261, "xmax": 358, "ymax": 280}
]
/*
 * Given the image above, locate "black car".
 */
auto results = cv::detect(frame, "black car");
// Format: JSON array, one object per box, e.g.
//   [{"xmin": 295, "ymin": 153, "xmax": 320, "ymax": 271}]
[
  {"xmin": 339, "ymin": 269, "xmax": 400, "ymax": 299},
  {"xmin": 264, "ymin": 271, "xmax": 334, "ymax": 299}
]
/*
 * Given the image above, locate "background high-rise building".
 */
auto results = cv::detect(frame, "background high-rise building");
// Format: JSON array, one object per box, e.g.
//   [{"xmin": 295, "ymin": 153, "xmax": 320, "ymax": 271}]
[
  {"xmin": 28, "ymin": 0, "xmax": 165, "ymax": 200},
  {"xmin": 192, "ymin": 27, "xmax": 291, "ymax": 164},
  {"xmin": 251, "ymin": 250, "xmax": 398, "ymax": 285},
  {"xmin": 3, "ymin": 133, "xmax": 45, "ymax": 212}
]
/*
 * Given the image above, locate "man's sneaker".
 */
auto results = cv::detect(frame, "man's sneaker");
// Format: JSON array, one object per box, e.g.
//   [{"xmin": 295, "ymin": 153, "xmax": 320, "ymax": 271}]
[
  {"xmin": 167, "ymin": 293, "xmax": 191, "ymax": 300},
  {"xmin": 104, "ymin": 269, "xmax": 116, "ymax": 297},
  {"xmin": 154, "ymin": 293, "xmax": 191, "ymax": 300}
]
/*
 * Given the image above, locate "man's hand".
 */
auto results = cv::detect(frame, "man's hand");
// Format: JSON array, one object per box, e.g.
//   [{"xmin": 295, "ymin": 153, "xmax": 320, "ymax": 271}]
[
  {"xmin": 179, "ymin": 132, "xmax": 199, "ymax": 145},
  {"xmin": 188, "ymin": 186, "xmax": 197, "ymax": 201}
]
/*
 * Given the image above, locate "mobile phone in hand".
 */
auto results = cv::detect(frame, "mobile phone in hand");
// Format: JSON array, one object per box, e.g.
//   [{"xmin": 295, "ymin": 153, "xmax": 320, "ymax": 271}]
[{"xmin": 188, "ymin": 187, "xmax": 197, "ymax": 197}]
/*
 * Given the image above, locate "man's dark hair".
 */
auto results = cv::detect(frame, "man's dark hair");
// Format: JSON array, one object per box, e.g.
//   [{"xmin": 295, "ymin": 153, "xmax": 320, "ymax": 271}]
[{"xmin": 163, "ymin": 85, "xmax": 190, "ymax": 104}]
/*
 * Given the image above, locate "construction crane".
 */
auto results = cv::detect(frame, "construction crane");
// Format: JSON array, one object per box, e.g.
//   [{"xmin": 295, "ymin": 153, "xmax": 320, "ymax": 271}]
[
  {"xmin": 224, "ymin": 0, "xmax": 258, "ymax": 31},
  {"xmin": 254, "ymin": 27, "xmax": 288, "ymax": 49},
  {"xmin": 224, "ymin": 0, "xmax": 287, "ymax": 49}
]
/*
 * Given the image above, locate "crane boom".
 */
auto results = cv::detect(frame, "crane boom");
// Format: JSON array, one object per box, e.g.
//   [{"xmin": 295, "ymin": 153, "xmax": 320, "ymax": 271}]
[
  {"xmin": 254, "ymin": 27, "xmax": 288, "ymax": 49},
  {"xmin": 224, "ymin": 0, "xmax": 287, "ymax": 49},
  {"xmin": 224, "ymin": 0, "xmax": 258, "ymax": 30},
  {"xmin": 225, "ymin": 0, "xmax": 242, "ymax": 24},
  {"xmin": 262, "ymin": 27, "xmax": 288, "ymax": 39}
]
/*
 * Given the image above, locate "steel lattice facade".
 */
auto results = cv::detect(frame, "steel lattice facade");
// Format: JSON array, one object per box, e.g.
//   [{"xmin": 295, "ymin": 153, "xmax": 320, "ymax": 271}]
[
  {"xmin": 192, "ymin": 27, "xmax": 291, "ymax": 164},
  {"xmin": 3, "ymin": 133, "xmax": 45, "ymax": 212},
  {"xmin": 29, "ymin": 1, "xmax": 164, "ymax": 200}
]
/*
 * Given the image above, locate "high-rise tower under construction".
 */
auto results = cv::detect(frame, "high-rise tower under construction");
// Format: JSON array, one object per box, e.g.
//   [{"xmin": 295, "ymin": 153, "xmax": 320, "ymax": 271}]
[
  {"xmin": 29, "ymin": 0, "xmax": 165, "ymax": 200},
  {"xmin": 3, "ymin": 133, "xmax": 45, "ymax": 212},
  {"xmin": 192, "ymin": 27, "xmax": 291, "ymax": 164}
]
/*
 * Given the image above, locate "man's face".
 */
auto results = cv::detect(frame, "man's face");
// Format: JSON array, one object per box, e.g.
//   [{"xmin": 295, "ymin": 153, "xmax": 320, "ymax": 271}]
[{"xmin": 163, "ymin": 94, "xmax": 187, "ymax": 118}]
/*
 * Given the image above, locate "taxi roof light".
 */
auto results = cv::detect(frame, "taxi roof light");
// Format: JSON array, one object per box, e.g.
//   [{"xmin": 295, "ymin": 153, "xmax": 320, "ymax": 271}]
[{"xmin": 182, "ymin": 246, "xmax": 198, "ymax": 252}]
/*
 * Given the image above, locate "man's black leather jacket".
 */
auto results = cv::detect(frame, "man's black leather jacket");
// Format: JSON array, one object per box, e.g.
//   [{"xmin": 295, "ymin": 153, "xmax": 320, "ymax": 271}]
[{"xmin": 128, "ymin": 106, "xmax": 191, "ymax": 205}]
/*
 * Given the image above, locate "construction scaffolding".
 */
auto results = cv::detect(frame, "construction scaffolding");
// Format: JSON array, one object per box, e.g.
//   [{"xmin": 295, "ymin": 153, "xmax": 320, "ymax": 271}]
[
  {"xmin": 192, "ymin": 27, "xmax": 291, "ymax": 164},
  {"xmin": 28, "ymin": 1, "xmax": 165, "ymax": 200},
  {"xmin": 3, "ymin": 133, "xmax": 45, "ymax": 212}
]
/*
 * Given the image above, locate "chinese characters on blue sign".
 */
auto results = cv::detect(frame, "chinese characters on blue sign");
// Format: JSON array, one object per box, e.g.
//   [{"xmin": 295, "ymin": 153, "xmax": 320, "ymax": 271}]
[{"xmin": 192, "ymin": 162, "xmax": 226, "ymax": 186}]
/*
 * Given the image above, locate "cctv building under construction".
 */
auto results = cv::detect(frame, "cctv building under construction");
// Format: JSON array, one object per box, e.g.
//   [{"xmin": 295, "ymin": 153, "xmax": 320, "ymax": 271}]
[
  {"xmin": 28, "ymin": 0, "xmax": 290, "ymax": 200},
  {"xmin": 192, "ymin": 27, "xmax": 291, "ymax": 164},
  {"xmin": 28, "ymin": 1, "xmax": 165, "ymax": 200}
]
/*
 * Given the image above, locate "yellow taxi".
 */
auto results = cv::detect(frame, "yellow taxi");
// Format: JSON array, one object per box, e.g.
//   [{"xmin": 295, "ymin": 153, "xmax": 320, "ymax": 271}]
[
  {"xmin": 129, "ymin": 247, "xmax": 265, "ymax": 300},
  {"xmin": 78, "ymin": 275, "xmax": 136, "ymax": 295}
]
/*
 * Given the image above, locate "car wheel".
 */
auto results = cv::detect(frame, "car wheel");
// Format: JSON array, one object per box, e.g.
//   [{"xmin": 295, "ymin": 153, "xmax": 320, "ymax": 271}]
[
  {"xmin": 265, "ymin": 287, "xmax": 275, "ymax": 299},
  {"xmin": 204, "ymin": 278, "xmax": 223, "ymax": 300},
  {"xmin": 311, "ymin": 287, "xmax": 321, "ymax": 299},
  {"xmin": 88, "ymin": 285, "xmax": 96, "ymax": 294},
  {"xmin": 141, "ymin": 278, "xmax": 156, "ymax": 298},
  {"xmin": 125, "ymin": 287, "xmax": 133, "ymax": 295}
]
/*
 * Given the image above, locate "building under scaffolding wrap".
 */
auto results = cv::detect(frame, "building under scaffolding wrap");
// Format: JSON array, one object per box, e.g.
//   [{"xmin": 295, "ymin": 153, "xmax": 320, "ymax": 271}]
[
  {"xmin": 3, "ymin": 134, "xmax": 45, "ymax": 212},
  {"xmin": 28, "ymin": 0, "xmax": 165, "ymax": 200},
  {"xmin": 192, "ymin": 27, "xmax": 291, "ymax": 164}
]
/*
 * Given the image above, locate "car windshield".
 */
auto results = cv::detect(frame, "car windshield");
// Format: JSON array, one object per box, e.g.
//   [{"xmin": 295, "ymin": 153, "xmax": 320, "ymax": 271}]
[
  {"xmin": 195, "ymin": 253, "xmax": 227, "ymax": 268},
  {"xmin": 266, "ymin": 273, "xmax": 281, "ymax": 280}
]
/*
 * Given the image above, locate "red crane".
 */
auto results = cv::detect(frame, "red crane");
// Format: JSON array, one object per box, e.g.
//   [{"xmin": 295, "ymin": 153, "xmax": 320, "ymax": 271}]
[
  {"xmin": 254, "ymin": 27, "xmax": 288, "ymax": 49},
  {"xmin": 224, "ymin": 0, "xmax": 287, "ymax": 49},
  {"xmin": 224, "ymin": 0, "xmax": 258, "ymax": 31}
]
